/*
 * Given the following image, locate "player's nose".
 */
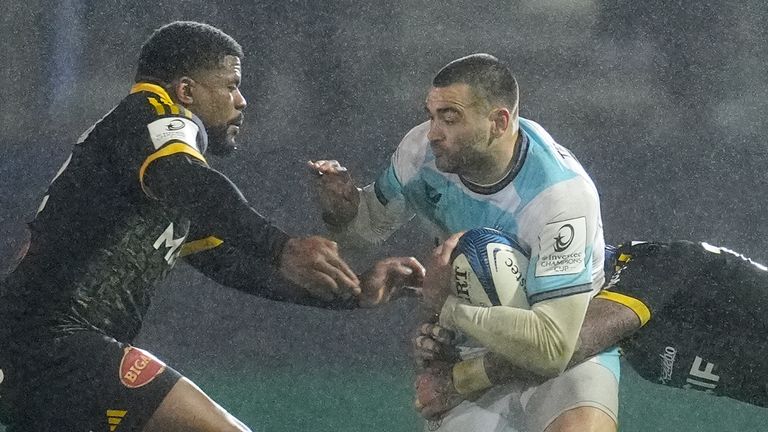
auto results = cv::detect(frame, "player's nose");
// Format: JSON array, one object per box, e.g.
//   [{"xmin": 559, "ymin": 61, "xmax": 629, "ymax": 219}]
[
  {"xmin": 427, "ymin": 121, "xmax": 442, "ymax": 142},
  {"xmin": 234, "ymin": 89, "xmax": 247, "ymax": 111}
]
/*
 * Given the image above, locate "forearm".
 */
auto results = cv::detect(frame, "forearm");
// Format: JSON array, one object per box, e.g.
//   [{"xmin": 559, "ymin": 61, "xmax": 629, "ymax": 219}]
[
  {"xmin": 328, "ymin": 183, "xmax": 411, "ymax": 246},
  {"xmin": 452, "ymin": 296, "xmax": 643, "ymax": 396},
  {"xmin": 569, "ymin": 296, "xmax": 643, "ymax": 367},
  {"xmin": 144, "ymin": 155, "xmax": 290, "ymax": 262},
  {"xmin": 439, "ymin": 292, "xmax": 590, "ymax": 377},
  {"xmin": 183, "ymin": 245, "xmax": 358, "ymax": 309}
]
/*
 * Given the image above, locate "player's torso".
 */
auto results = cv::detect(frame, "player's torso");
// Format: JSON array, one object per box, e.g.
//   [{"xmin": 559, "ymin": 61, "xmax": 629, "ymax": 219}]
[
  {"xmin": 608, "ymin": 241, "xmax": 768, "ymax": 405},
  {"xmin": 397, "ymin": 119, "xmax": 603, "ymax": 266},
  {"xmin": 4, "ymin": 92, "xmax": 199, "ymax": 341}
]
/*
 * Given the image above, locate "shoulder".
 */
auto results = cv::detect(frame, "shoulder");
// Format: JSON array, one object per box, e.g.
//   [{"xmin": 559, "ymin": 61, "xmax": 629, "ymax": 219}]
[
  {"xmin": 390, "ymin": 121, "xmax": 432, "ymax": 184},
  {"xmin": 123, "ymin": 90, "xmax": 206, "ymax": 154},
  {"xmin": 515, "ymin": 118, "xmax": 598, "ymax": 208}
]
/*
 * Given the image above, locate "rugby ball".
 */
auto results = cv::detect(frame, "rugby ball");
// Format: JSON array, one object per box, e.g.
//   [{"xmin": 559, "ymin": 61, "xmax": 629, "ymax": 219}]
[{"xmin": 450, "ymin": 228, "xmax": 530, "ymax": 308}]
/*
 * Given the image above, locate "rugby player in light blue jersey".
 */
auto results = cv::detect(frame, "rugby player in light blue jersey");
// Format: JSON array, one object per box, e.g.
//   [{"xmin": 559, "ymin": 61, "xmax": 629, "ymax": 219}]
[{"xmin": 309, "ymin": 54, "xmax": 618, "ymax": 432}]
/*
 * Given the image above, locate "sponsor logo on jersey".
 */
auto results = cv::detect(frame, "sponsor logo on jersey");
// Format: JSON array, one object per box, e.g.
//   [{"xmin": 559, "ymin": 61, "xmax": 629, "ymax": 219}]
[
  {"xmin": 535, "ymin": 217, "xmax": 587, "ymax": 277},
  {"xmin": 153, "ymin": 223, "xmax": 187, "ymax": 265},
  {"xmin": 659, "ymin": 346, "xmax": 677, "ymax": 384},
  {"xmin": 106, "ymin": 409, "xmax": 127, "ymax": 431},
  {"xmin": 119, "ymin": 347, "xmax": 166, "ymax": 389},
  {"xmin": 683, "ymin": 356, "xmax": 720, "ymax": 393}
]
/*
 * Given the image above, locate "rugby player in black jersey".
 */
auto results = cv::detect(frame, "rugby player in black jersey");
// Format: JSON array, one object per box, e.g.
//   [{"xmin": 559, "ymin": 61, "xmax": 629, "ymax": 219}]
[
  {"xmin": 412, "ymin": 238, "xmax": 768, "ymax": 419},
  {"xmin": 0, "ymin": 21, "xmax": 424, "ymax": 432}
]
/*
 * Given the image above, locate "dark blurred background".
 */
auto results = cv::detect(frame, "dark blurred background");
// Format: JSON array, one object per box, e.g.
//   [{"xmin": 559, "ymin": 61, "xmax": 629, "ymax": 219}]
[{"xmin": 1, "ymin": 1, "xmax": 767, "ymax": 431}]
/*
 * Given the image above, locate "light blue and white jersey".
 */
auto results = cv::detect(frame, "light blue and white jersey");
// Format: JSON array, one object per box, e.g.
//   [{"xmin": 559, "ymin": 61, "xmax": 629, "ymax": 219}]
[{"xmin": 354, "ymin": 118, "xmax": 605, "ymax": 304}]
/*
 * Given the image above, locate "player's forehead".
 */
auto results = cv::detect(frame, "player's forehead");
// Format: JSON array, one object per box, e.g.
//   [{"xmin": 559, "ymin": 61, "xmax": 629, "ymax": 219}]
[
  {"xmin": 425, "ymin": 83, "xmax": 477, "ymax": 112},
  {"xmin": 197, "ymin": 55, "xmax": 242, "ymax": 84}
]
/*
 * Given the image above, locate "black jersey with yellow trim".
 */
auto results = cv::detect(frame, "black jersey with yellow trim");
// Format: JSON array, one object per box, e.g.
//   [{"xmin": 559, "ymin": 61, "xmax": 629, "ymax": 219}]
[
  {"xmin": 1, "ymin": 83, "xmax": 210, "ymax": 343},
  {"xmin": 599, "ymin": 240, "xmax": 768, "ymax": 406}
]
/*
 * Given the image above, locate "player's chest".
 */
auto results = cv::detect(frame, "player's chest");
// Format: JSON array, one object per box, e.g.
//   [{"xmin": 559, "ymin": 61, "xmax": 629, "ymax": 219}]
[{"xmin": 403, "ymin": 171, "xmax": 522, "ymax": 235}]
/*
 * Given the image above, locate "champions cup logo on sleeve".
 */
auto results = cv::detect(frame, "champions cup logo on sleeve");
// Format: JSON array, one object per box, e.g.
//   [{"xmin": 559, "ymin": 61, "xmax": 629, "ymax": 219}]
[
  {"xmin": 535, "ymin": 217, "xmax": 587, "ymax": 277},
  {"xmin": 147, "ymin": 117, "xmax": 200, "ymax": 150},
  {"xmin": 119, "ymin": 347, "xmax": 166, "ymax": 389},
  {"xmin": 553, "ymin": 224, "xmax": 575, "ymax": 252}
]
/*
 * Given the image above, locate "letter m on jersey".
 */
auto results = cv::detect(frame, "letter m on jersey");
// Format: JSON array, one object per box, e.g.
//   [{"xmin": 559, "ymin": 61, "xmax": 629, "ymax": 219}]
[{"xmin": 153, "ymin": 223, "xmax": 186, "ymax": 265}]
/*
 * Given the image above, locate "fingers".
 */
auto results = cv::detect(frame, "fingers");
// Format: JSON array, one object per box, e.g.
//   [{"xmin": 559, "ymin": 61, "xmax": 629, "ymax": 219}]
[
  {"xmin": 387, "ymin": 257, "xmax": 426, "ymax": 289},
  {"xmin": 316, "ymin": 259, "xmax": 360, "ymax": 298},
  {"xmin": 419, "ymin": 323, "xmax": 455, "ymax": 345},
  {"xmin": 308, "ymin": 159, "xmax": 348, "ymax": 176},
  {"xmin": 437, "ymin": 231, "xmax": 464, "ymax": 265},
  {"xmin": 304, "ymin": 272, "xmax": 338, "ymax": 302},
  {"xmin": 281, "ymin": 236, "xmax": 361, "ymax": 301},
  {"xmin": 402, "ymin": 257, "xmax": 426, "ymax": 281},
  {"xmin": 322, "ymin": 249, "xmax": 361, "ymax": 292},
  {"xmin": 413, "ymin": 335, "xmax": 441, "ymax": 360}
]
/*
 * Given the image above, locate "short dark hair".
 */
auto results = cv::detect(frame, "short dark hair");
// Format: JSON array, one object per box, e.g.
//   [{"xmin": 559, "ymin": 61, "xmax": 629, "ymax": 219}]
[
  {"xmin": 135, "ymin": 21, "xmax": 244, "ymax": 83},
  {"xmin": 432, "ymin": 54, "xmax": 518, "ymax": 113}
]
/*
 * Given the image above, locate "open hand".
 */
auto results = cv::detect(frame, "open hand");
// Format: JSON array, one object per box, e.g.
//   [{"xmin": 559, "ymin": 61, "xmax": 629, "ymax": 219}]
[
  {"xmin": 358, "ymin": 257, "xmax": 425, "ymax": 307},
  {"xmin": 278, "ymin": 236, "xmax": 360, "ymax": 301}
]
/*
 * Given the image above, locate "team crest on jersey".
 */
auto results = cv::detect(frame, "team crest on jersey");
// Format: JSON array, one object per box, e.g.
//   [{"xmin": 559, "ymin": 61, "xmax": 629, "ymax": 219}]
[{"xmin": 119, "ymin": 347, "xmax": 166, "ymax": 388}]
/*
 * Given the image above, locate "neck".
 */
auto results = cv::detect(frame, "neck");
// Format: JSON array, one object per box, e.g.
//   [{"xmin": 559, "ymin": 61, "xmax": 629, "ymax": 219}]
[{"xmin": 461, "ymin": 128, "xmax": 520, "ymax": 186}]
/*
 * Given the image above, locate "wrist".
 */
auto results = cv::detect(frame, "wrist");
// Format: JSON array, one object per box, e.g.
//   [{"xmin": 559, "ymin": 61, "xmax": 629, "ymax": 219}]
[
  {"xmin": 271, "ymin": 234, "xmax": 292, "ymax": 269},
  {"xmin": 452, "ymin": 356, "xmax": 493, "ymax": 396}
]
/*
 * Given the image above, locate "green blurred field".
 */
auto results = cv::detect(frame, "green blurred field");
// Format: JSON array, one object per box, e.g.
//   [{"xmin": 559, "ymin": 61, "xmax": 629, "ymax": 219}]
[{"xmin": 187, "ymin": 361, "xmax": 768, "ymax": 432}]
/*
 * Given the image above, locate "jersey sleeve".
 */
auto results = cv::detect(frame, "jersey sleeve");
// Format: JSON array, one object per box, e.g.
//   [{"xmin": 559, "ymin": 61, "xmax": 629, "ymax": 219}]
[
  {"xmin": 439, "ymin": 292, "xmax": 591, "ymax": 376},
  {"xmin": 522, "ymin": 178, "xmax": 602, "ymax": 304},
  {"xmin": 180, "ymin": 228, "xmax": 357, "ymax": 309},
  {"xmin": 331, "ymin": 125, "xmax": 425, "ymax": 245},
  {"xmin": 135, "ymin": 104, "xmax": 208, "ymax": 198}
]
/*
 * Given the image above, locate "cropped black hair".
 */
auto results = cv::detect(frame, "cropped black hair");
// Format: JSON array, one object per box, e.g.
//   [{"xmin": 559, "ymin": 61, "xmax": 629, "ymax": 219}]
[
  {"xmin": 135, "ymin": 21, "xmax": 243, "ymax": 82},
  {"xmin": 433, "ymin": 53, "xmax": 518, "ymax": 112}
]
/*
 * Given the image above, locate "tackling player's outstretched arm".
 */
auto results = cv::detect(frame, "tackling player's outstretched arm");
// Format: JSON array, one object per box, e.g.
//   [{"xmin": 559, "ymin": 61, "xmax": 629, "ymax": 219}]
[
  {"xmin": 180, "ymin": 224, "xmax": 425, "ymax": 308},
  {"xmin": 142, "ymin": 153, "xmax": 360, "ymax": 300}
]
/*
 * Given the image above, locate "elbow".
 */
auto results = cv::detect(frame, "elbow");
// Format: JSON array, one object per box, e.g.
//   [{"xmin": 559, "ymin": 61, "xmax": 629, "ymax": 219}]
[
  {"xmin": 502, "ymin": 335, "xmax": 574, "ymax": 379},
  {"xmin": 528, "ymin": 351, "xmax": 571, "ymax": 378},
  {"xmin": 540, "ymin": 333, "xmax": 576, "ymax": 377}
]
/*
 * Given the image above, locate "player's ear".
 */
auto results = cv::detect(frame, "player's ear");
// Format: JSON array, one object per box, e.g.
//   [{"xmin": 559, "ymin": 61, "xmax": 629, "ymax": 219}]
[
  {"xmin": 489, "ymin": 108, "xmax": 511, "ymax": 138},
  {"xmin": 172, "ymin": 77, "xmax": 195, "ymax": 105}
]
